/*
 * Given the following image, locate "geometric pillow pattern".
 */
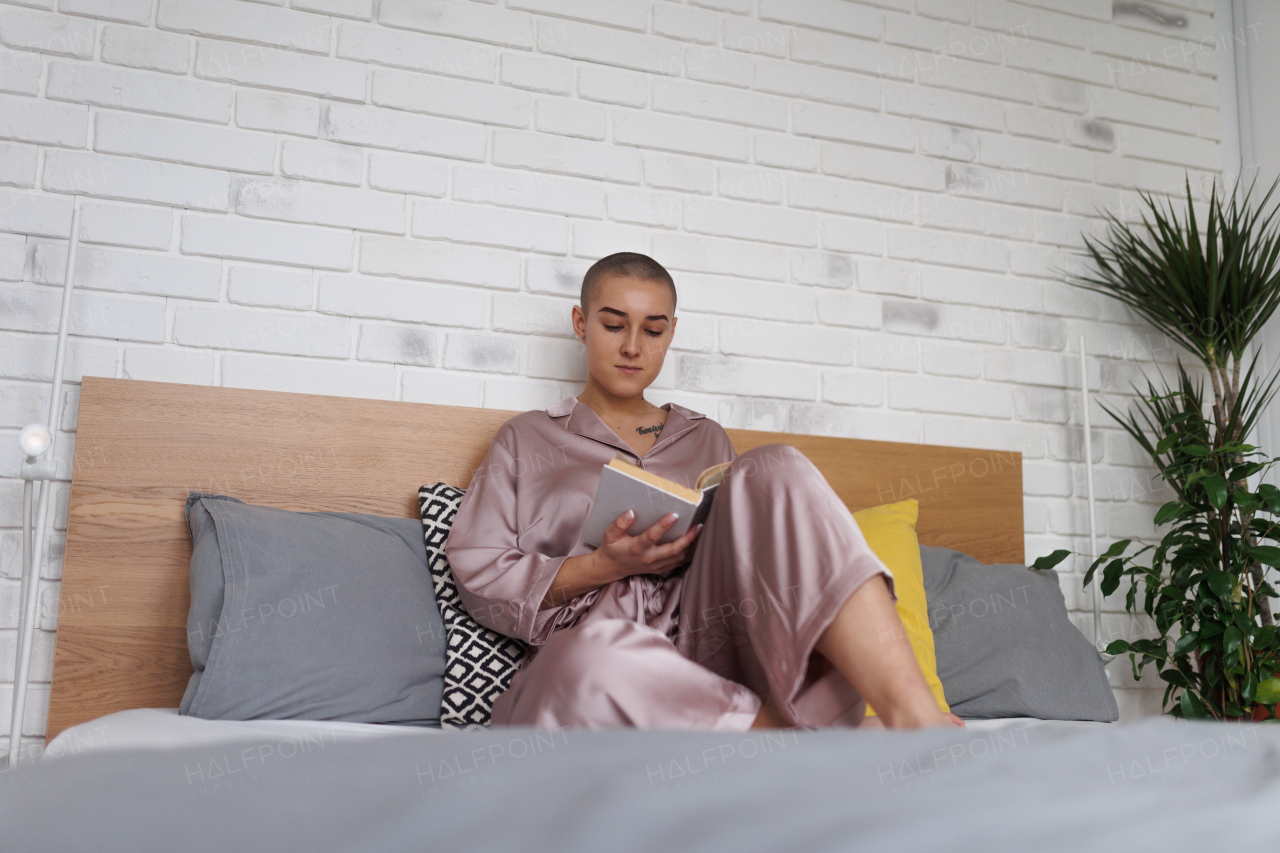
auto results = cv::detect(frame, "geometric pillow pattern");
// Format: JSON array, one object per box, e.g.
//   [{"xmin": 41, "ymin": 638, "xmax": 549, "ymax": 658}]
[{"xmin": 417, "ymin": 483, "xmax": 529, "ymax": 730}]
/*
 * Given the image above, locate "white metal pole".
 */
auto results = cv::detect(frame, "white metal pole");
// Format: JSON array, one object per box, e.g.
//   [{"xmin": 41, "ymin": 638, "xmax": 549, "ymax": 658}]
[
  {"xmin": 15, "ymin": 481, "xmax": 34, "ymax": 672},
  {"xmin": 1080, "ymin": 336, "xmax": 1103, "ymax": 651},
  {"xmin": 9, "ymin": 199, "xmax": 80, "ymax": 769}
]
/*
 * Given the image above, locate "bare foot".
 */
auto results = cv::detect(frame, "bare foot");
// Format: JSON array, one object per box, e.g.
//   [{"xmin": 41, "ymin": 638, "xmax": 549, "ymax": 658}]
[
  {"xmin": 860, "ymin": 711, "xmax": 961, "ymax": 730},
  {"xmin": 880, "ymin": 703, "xmax": 965, "ymax": 729}
]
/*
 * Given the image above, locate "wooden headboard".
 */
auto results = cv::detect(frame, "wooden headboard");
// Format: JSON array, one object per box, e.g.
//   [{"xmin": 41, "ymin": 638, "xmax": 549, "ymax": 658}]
[{"xmin": 48, "ymin": 377, "xmax": 1023, "ymax": 739}]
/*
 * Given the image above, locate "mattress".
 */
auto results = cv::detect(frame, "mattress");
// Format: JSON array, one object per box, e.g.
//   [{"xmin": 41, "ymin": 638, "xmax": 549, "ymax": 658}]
[
  {"xmin": 39, "ymin": 708, "xmax": 1094, "ymax": 763},
  {"xmin": 12, "ymin": 713, "xmax": 1273, "ymax": 853},
  {"xmin": 40, "ymin": 708, "xmax": 436, "ymax": 762}
]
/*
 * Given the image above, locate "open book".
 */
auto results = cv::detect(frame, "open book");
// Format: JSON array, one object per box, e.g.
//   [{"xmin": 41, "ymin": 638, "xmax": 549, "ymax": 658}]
[{"xmin": 582, "ymin": 457, "xmax": 733, "ymax": 548}]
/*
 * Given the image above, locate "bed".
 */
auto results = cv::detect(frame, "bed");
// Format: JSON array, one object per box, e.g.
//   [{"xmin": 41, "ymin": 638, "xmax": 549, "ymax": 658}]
[{"xmin": 8, "ymin": 377, "xmax": 1280, "ymax": 851}]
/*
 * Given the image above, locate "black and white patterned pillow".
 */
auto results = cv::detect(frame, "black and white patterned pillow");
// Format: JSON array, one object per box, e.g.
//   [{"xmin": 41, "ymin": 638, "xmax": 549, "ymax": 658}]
[{"xmin": 417, "ymin": 483, "xmax": 529, "ymax": 730}]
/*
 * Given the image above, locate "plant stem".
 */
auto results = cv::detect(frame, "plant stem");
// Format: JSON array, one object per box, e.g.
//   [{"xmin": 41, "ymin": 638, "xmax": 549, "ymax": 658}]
[
  {"xmin": 1209, "ymin": 357, "xmax": 1225, "ymax": 420},
  {"xmin": 1230, "ymin": 356, "xmax": 1241, "ymax": 418},
  {"xmin": 1227, "ymin": 352, "xmax": 1272, "ymax": 626}
]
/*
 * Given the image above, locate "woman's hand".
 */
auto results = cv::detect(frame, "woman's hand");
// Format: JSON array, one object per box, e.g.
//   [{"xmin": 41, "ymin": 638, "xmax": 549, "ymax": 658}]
[
  {"xmin": 595, "ymin": 510, "xmax": 702, "ymax": 580},
  {"xmin": 539, "ymin": 511, "xmax": 702, "ymax": 610}
]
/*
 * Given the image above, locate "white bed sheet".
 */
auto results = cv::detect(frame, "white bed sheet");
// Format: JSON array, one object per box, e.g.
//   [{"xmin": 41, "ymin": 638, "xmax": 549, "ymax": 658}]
[
  {"xmin": 41, "ymin": 708, "xmax": 436, "ymax": 763},
  {"xmin": 961, "ymin": 717, "xmax": 1108, "ymax": 733},
  {"xmin": 42, "ymin": 709, "xmax": 1101, "ymax": 764}
]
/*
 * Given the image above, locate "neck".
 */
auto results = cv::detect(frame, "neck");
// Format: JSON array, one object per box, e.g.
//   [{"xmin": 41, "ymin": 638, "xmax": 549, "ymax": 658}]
[{"xmin": 577, "ymin": 377, "xmax": 655, "ymax": 419}]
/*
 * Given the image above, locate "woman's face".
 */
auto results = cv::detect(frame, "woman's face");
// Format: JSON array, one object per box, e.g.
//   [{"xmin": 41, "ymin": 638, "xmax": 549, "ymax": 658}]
[{"xmin": 572, "ymin": 274, "xmax": 677, "ymax": 400}]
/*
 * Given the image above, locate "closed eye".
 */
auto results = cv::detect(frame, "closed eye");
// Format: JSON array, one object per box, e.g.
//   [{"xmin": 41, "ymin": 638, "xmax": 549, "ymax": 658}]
[{"xmin": 604, "ymin": 322, "xmax": 670, "ymax": 335}]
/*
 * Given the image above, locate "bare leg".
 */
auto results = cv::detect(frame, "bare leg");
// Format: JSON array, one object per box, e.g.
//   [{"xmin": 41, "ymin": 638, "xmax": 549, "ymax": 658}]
[
  {"xmin": 750, "ymin": 693, "xmax": 790, "ymax": 729},
  {"xmin": 815, "ymin": 576, "xmax": 963, "ymax": 730}
]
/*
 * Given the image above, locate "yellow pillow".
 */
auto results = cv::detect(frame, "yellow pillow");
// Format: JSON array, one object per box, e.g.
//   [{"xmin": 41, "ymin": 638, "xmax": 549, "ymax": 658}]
[{"xmin": 851, "ymin": 498, "xmax": 949, "ymax": 716}]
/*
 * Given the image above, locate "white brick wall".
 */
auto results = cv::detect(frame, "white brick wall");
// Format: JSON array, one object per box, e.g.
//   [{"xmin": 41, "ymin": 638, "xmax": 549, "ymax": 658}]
[{"xmin": 0, "ymin": 0, "xmax": 1231, "ymax": 749}]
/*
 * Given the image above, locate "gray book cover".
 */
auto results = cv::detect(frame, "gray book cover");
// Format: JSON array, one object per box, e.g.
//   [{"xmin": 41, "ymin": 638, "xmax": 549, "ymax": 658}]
[{"xmin": 581, "ymin": 463, "xmax": 717, "ymax": 547}]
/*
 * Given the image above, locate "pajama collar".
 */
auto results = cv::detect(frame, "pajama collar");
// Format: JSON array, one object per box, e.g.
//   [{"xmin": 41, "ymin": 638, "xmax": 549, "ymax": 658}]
[{"xmin": 546, "ymin": 397, "xmax": 706, "ymax": 460}]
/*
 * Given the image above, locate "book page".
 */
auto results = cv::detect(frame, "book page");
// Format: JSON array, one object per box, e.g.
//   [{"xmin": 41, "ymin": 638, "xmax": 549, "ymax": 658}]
[
  {"xmin": 696, "ymin": 461, "xmax": 732, "ymax": 491},
  {"xmin": 607, "ymin": 458, "xmax": 702, "ymax": 503}
]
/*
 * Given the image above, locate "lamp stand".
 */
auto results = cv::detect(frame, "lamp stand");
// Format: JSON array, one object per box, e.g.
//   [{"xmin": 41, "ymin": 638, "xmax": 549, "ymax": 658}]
[{"xmin": 9, "ymin": 198, "xmax": 80, "ymax": 769}]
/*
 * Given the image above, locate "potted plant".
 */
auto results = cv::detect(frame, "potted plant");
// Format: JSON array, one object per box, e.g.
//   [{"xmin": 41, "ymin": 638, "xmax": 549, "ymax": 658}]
[{"xmin": 1035, "ymin": 178, "xmax": 1280, "ymax": 720}]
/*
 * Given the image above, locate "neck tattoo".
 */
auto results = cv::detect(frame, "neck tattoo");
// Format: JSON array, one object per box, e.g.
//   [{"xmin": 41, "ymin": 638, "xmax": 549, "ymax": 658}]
[{"xmin": 636, "ymin": 423, "xmax": 663, "ymax": 436}]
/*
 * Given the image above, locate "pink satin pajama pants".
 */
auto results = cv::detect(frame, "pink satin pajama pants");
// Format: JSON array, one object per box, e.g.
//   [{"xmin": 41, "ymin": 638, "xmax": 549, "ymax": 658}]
[{"xmin": 491, "ymin": 444, "xmax": 893, "ymax": 730}]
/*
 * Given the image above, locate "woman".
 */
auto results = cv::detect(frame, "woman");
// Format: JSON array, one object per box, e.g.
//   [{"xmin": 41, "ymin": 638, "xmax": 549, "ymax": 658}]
[{"xmin": 446, "ymin": 252, "xmax": 960, "ymax": 731}]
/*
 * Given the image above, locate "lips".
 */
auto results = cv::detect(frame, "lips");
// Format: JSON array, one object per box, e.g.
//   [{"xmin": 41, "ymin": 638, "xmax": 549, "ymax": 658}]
[{"xmin": 616, "ymin": 365, "xmax": 642, "ymax": 375}]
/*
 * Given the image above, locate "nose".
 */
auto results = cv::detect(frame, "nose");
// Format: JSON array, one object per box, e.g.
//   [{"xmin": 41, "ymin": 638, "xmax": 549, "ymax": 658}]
[{"xmin": 621, "ymin": 328, "xmax": 642, "ymax": 358}]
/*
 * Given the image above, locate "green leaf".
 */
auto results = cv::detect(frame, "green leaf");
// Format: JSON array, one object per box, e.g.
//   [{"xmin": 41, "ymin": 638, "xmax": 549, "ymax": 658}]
[
  {"xmin": 1256, "ymin": 677, "xmax": 1280, "ymax": 705},
  {"xmin": 1244, "ymin": 671, "xmax": 1259, "ymax": 705},
  {"xmin": 1199, "ymin": 622, "xmax": 1225, "ymax": 640},
  {"xmin": 1173, "ymin": 632, "xmax": 1199, "ymax": 656},
  {"xmin": 1153, "ymin": 500, "xmax": 1184, "ymax": 525},
  {"xmin": 1181, "ymin": 689, "xmax": 1208, "ymax": 718},
  {"xmin": 1235, "ymin": 610, "xmax": 1253, "ymax": 633},
  {"xmin": 1259, "ymin": 484, "xmax": 1280, "ymax": 513},
  {"xmin": 1156, "ymin": 434, "xmax": 1177, "ymax": 455},
  {"xmin": 1101, "ymin": 559, "xmax": 1125, "ymax": 597},
  {"xmin": 1235, "ymin": 492, "xmax": 1263, "ymax": 512},
  {"xmin": 1256, "ymin": 625, "xmax": 1276, "ymax": 650},
  {"xmin": 1249, "ymin": 545, "xmax": 1280, "ymax": 567},
  {"xmin": 1231, "ymin": 462, "xmax": 1266, "ymax": 481},
  {"xmin": 1160, "ymin": 669, "xmax": 1192, "ymax": 688},
  {"xmin": 1204, "ymin": 473, "xmax": 1229, "ymax": 510},
  {"xmin": 1103, "ymin": 539, "xmax": 1133, "ymax": 558},
  {"xmin": 1182, "ymin": 444, "xmax": 1210, "ymax": 457},
  {"xmin": 1030, "ymin": 549, "xmax": 1071, "ymax": 571},
  {"xmin": 1083, "ymin": 560, "xmax": 1100, "ymax": 587},
  {"xmin": 1218, "ymin": 442, "xmax": 1252, "ymax": 454},
  {"xmin": 1207, "ymin": 570, "xmax": 1236, "ymax": 600},
  {"xmin": 1225, "ymin": 626, "xmax": 1244, "ymax": 660},
  {"xmin": 1105, "ymin": 640, "xmax": 1131, "ymax": 655}
]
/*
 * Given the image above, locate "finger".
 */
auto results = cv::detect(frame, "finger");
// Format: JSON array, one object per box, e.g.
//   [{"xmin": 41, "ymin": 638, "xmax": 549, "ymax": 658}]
[
  {"xmin": 602, "ymin": 510, "xmax": 636, "ymax": 543},
  {"xmin": 671, "ymin": 523, "xmax": 703, "ymax": 550},
  {"xmin": 645, "ymin": 554, "xmax": 684, "ymax": 574},
  {"xmin": 645, "ymin": 541, "xmax": 686, "ymax": 564},
  {"xmin": 645, "ymin": 543, "xmax": 687, "ymax": 566},
  {"xmin": 656, "ymin": 551, "xmax": 694, "ymax": 574},
  {"xmin": 631, "ymin": 516, "xmax": 689, "ymax": 562},
  {"xmin": 642, "ymin": 513, "xmax": 680, "ymax": 544},
  {"xmin": 648, "ymin": 524, "xmax": 702, "ymax": 561}
]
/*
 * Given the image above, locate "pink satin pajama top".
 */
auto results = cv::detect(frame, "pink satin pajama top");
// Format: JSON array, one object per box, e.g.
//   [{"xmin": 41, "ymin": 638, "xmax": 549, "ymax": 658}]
[{"xmin": 446, "ymin": 397, "xmax": 734, "ymax": 646}]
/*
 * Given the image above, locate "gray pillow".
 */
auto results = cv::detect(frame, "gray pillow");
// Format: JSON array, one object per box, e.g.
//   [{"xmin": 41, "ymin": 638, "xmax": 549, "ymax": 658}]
[
  {"xmin": 181, "ymin": 493, "xmax": 446, "ymax": 726},
  {"xmin": 920, "ymin": 544, "xmax": 1118, "ymax": 722}
]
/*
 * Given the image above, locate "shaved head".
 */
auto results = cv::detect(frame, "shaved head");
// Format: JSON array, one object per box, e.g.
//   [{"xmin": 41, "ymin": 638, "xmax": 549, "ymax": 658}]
[{"xmin": 581, "ymin": 252, "xmax": 676, "ymax": 312}]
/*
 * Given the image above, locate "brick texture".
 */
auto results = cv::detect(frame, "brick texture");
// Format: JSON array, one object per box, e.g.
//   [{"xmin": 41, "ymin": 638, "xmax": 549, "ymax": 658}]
[{"xmin": 0, "ymin": 0, "xmax": 1226, "ymax": 748}]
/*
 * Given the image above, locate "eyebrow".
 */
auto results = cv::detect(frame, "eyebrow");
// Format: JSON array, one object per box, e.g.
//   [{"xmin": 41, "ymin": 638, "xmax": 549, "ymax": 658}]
[{"xmin": 596, "ymin": 307, "xmax": 670, "ymax": 321}]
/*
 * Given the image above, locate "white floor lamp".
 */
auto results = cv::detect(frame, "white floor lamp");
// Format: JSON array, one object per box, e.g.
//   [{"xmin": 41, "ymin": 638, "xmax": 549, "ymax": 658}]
[
  {"xmin": 1080, "ymin": 336, "xmax": 1117, "ymax": 662},
  {"xmin": 9, "ymin": 198, "xmax": 81, "ymax": 769}
]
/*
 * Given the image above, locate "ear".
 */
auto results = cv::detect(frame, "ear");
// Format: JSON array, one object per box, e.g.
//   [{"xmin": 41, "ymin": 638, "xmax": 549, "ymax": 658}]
[{"xmin": 571, "ymin": 304, "xmax": 586, "ymax": 342}]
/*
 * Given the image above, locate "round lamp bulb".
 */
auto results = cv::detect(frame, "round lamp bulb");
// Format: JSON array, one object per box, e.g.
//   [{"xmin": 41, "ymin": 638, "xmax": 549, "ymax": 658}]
[{"xmin": 19, "ymin": 424, "xmax": 52, "ymax": 458}]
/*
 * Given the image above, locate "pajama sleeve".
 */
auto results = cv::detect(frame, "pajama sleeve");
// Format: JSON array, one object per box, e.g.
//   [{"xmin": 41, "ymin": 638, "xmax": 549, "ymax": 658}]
[{"xmin": 445, "ymin": 438, "xmax": 572, "ymax": 645}]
